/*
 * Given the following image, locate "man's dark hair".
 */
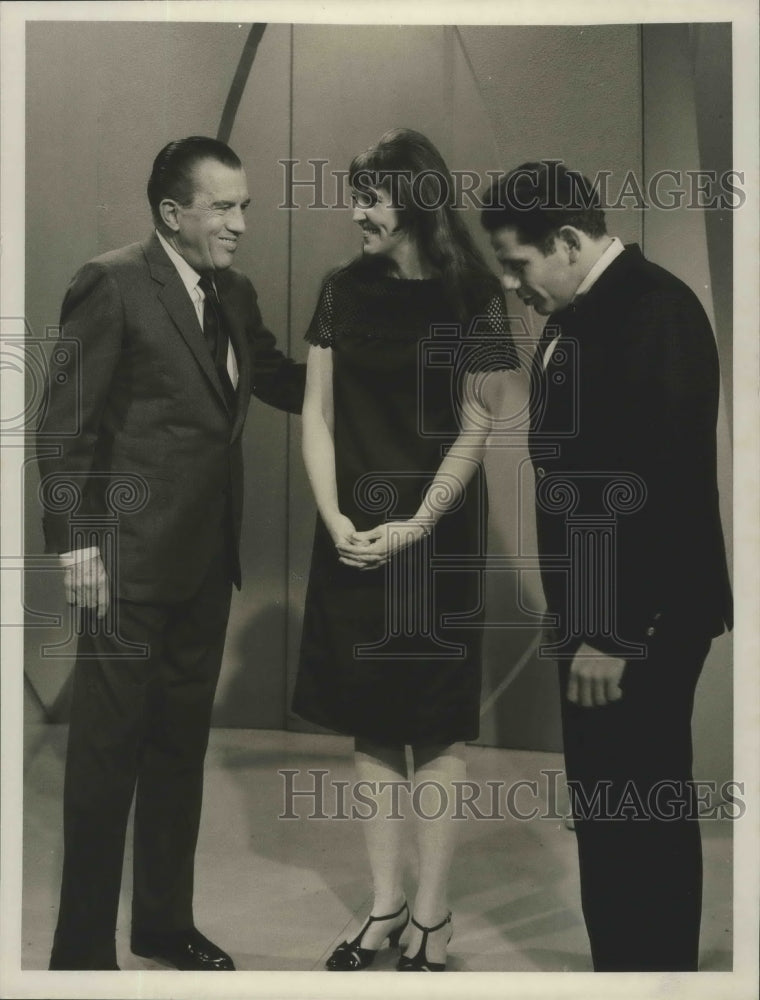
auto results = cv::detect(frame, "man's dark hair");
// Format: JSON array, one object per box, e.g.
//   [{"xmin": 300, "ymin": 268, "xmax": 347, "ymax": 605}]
[
  {"xmin": 147, "ymin": 136, "xmax": 242, "ymax": 225},
  {"xmin": 481, "ymin": 160, "xmax": 607, "ymax": 253}
]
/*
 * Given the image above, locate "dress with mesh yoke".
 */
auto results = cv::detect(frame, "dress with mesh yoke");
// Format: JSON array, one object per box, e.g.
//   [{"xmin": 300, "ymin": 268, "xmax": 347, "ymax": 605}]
[{"xmin": 292, "ymin": 258, "xmax": 517, "ymax": 745}]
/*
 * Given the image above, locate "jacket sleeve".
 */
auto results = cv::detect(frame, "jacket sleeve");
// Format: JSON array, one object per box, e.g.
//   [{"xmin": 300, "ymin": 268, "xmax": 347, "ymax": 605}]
[
  {"xmin": 244, "ymin": 280, "xmax": 306, "ymax": 414},
  {"xmin": 36, "ymin": 262, "xmax": 123, "ymax": 554}
]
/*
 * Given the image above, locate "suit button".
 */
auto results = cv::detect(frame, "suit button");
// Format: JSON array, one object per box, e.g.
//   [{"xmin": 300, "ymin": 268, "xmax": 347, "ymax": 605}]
[
  {"xmin": 645, "ymin": 626, "xmax": 656, "ymax": 637},
  {"xmin": 653, "ymin": 612, "xmax": 662, "ymax": 620},
  {"xmin": 536, "ymin": 467, "xmax": 546, "ymax": 479}
]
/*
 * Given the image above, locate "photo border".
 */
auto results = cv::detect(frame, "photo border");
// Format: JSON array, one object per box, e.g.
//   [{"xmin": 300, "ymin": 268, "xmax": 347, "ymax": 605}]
[{"xmin": 2, "ymin": 2, "xmax": 757, "ymax": 998}]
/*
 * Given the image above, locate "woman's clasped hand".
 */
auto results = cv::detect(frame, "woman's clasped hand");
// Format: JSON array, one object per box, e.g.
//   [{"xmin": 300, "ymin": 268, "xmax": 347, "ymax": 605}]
[{"xmin": 333, "ymin": 519, "xmax": 429, "ymax": 569}]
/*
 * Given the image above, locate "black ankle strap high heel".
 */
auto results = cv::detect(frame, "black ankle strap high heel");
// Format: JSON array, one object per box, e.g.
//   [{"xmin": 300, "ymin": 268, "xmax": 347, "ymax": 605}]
[
  {"xmin": 325, "ymin": 901, "xmax": 409, "ymax": 971},
  {"xmin": 396, "ymin": 911, "xmax": 453, "ymax": 971}
]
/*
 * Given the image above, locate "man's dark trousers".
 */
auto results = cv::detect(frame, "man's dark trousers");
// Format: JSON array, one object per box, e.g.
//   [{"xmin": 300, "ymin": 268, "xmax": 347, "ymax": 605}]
[
  {"xmin": 558, "ymin": 627, "xmax": 712, "ymax": 972},
  {"xmin": 49, "ymin": 536, "xmax": 233, "ymax": 970}
]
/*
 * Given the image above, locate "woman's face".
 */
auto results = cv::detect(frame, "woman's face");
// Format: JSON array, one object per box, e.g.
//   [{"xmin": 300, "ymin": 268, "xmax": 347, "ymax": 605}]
[{"xmin": 351, "ymin": 186, "xmax": 410, "ymax": 263}]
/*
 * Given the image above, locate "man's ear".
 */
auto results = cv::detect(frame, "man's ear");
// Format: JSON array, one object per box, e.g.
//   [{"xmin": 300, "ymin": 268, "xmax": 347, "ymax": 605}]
[
  {"xmin": 557, "ymin": 225, "xmax": 582, "ymax": 262},
  {"xmin": 159, "ymin": 198, "xmax": 182, "ymax": 233}
]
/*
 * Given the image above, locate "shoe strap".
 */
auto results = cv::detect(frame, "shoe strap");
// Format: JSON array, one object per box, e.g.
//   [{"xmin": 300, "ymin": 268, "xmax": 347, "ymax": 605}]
[
  {"xmin": 348, "ymin": 900, "xmax": 408, "ymax": 947},
  {"xmin": 366, "ymin": 900, "xmax": 408, "ymax": 925},
  {"xmin": 410, "ymin": 910, "xmax": 451, "ymax": 934}
]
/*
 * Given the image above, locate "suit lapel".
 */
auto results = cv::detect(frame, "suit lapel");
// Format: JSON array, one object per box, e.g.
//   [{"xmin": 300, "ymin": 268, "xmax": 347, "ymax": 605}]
[
  {"xmin": 529, "ymin": 248, "xmax": 640, "ymax": 438},
  {"xmin": 142, "ymin": 234, "xmax": 232, "ymax": 412}
]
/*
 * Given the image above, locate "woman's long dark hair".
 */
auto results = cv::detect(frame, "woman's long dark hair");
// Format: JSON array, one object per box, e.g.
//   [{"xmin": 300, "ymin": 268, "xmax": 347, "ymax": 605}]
[{"xmin": 348, "ymin": 128, "xmax": 498, "ymax": 322}]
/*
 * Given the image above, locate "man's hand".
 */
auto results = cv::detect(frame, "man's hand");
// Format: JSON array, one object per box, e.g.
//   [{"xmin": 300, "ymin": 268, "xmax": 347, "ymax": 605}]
[
  {"xmin": 63, "ymin": 552, "xmax": 110, "ymax": 619},
  {"xmin": 338, "ymin": 520, "xmax": 428, "ymax": 571},
  {"xmin": 567, "ymin": 641, "xmax": 626, "ymax": 707}
]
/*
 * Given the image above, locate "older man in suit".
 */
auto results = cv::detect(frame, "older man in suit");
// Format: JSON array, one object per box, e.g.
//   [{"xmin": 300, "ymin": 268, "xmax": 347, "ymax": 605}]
[
  {"xmin": 37, "ymin": 136, "xmax": 305, "ymax": 971},
  {"xmin": 481, "ymin": 161, "xmax": 732, "ymax": 971}
]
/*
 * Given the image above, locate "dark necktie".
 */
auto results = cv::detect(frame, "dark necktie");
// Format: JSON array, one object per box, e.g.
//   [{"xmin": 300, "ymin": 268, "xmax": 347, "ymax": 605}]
[{"xmin": 198, "ymin": 274, "xmax": 236, "ymax": 408}]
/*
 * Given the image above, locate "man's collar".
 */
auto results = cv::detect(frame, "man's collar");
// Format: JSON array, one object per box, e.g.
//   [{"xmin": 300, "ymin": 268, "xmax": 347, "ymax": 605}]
[
  {"xmin": 573, "ymin": 236, "xmax": 625, "ymax": 302},
  {"xmin": 155, "ymin": 229, "xmax": 203, "ymax": 296}
]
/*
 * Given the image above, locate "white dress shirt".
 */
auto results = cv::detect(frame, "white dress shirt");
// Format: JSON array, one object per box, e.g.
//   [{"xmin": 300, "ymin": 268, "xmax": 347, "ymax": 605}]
[{"xmin": 155, "ymin": 230, "xmax": 239, "ymax": 389}]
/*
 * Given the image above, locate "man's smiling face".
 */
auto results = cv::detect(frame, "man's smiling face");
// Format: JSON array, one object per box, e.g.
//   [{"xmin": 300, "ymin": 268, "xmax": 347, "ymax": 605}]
[{"xmin": 171, "ymin": 158, "xmax": 250, "ymax": 272}]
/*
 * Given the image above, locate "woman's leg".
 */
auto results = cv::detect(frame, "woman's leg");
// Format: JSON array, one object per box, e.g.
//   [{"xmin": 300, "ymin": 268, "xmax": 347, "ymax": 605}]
[
  {"xmin": 405, "ymin": 742, "xmax": 466, "ymax": 963},
  {"xmin": 351, "ymin": 737, "xmax": 408, "ymax": 948}
]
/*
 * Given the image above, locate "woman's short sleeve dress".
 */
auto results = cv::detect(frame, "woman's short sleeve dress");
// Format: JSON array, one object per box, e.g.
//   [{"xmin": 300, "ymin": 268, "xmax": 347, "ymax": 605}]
[{"xmin": 292, "ymin": 262, "xmax": 517, "ymax": 746}]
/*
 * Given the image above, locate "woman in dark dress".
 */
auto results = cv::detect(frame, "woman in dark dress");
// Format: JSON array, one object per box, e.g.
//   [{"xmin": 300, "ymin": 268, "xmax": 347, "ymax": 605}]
[{"xmin": 292, "ymin": 128, "xmax": 517, "ymax": 971}]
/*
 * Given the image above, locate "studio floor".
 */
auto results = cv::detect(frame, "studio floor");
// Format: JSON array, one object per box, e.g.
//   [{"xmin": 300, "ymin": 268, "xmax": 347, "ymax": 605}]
[{"xmin": 21, "ymin": 725, "xmax": 733, "ymax": 973}]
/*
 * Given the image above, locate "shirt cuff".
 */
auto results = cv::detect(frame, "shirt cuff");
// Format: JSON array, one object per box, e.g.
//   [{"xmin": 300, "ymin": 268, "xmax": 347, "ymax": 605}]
[{"xmin": 59, "ymin": 547, "xmax": 99, "ymax": 567}]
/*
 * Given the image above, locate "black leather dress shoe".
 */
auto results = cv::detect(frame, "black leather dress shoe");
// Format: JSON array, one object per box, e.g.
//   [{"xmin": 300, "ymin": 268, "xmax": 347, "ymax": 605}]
[{"xmin": 131, "ymin": 927, "xmax": 234, "ymax": 971}]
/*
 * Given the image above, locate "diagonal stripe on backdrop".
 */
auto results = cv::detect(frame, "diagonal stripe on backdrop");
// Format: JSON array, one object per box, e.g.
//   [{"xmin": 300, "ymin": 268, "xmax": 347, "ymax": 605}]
[{"xmin": 217, "ymin": 23, "xmax": 267, "ymax": 145}]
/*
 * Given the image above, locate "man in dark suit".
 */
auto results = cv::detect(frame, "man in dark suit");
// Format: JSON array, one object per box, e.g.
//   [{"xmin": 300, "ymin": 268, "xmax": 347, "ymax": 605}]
[
  {"xmin": 37, "ymin": 136, "xmax": 305, "ymax": 971},
  {"xmin": 481, "ymin": 161, "xmax": 732, "ymax": 971}
]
